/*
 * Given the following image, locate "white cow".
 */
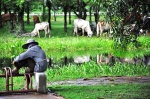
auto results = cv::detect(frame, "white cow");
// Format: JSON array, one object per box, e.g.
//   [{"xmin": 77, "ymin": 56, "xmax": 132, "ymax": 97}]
[
  {"xmin": 31, "ymin": 22, "xmax": 50, "ymax": 38},
  {"xmin": 74, "ymin": 19, "xmax": 93, "ymax": 37},
  {"xmin": 97, "ymin": 20, "xmax": 112, "ymax": 37}
]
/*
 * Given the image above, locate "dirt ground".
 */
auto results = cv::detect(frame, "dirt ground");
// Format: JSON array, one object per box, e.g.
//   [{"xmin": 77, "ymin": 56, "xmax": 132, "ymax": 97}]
[
  {"xmin": 1, "ymin": 76, "xmax": 150, "ymax": 99},
  {"xmin": 49, "ymin": 76, "xmax": 150, "ymax": 86}
]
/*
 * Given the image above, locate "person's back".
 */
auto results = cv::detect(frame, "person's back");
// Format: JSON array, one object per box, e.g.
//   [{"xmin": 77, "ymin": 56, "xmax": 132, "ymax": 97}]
[{"xmin": 28, "ymin": 45, "xmax": 47, "ymax": 72}]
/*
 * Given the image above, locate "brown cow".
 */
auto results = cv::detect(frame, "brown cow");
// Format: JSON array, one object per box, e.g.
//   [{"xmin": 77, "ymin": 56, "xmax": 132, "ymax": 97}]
[
  {"xmin": 33, "ymin": 15, "xmax": 40, "ymax": 26},
  {"xmin": 1, "ymin": 13, "xmax": 17, "ymax": 24}
]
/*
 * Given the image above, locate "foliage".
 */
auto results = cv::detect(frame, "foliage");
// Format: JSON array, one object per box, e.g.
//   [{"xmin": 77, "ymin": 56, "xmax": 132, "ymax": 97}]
[{"xmin": 1, "ymin": 0, "xmax": 25, "ymax": 9}]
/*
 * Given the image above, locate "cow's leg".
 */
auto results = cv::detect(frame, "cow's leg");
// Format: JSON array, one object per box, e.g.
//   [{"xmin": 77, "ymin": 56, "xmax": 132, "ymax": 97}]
[
  {"xmin": 37, "ymin": 30, "xmax": 40, "ymax": 38},
  {"xmin": 73, "ymin": 28, "xmax": 76, "ymax": 36},
  {"xmin": 48, "ymin": 27, "xmax": 50, "ymax": 38},
  {"xmin": 82, "ymin": 28, "xmax": 85, "ymax": 36},
  {"xmin": 74, "ymin": 26, "xmax": 78, "ymax": 36},
  {"xmin": 97, "ymin": 25, "xmax": 99, "ymax": 37},
  {"xmin": 44, "ymin": 29, "xmax": 47, "ymax": 38},
  {"xmin": 100, "ymin": 29, "xmax": 103, "ymax": 37},
  {"xmin": 97, "ymin": 29, "xmax": 99, "ymax": 37}
]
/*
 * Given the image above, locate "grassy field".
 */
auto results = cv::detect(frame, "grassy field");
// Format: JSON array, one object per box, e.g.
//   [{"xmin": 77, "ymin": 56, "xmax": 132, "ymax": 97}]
[{"xmin": 0, "ymin": 16, "xmax": 150, "ymax": 98}]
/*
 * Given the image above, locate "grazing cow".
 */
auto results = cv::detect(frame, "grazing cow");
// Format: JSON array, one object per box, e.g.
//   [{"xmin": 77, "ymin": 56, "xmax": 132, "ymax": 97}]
[
  {"xmin": 1, "ymin": 13, "xmax": 17, "ymax": 24},
  {"xmin": 74, "ymin": 18, "xmax": 93, "ymax": 37},
  {"xmin": 31, "ymin": 22, "xmax": 50, "ymax": 38},
  {"xmin": 97, "ymin": 20, "xmax": 112, "ymax": 37},
  {"xmin": 33, "ymin": 15, "xmax": 40, "ymax": 26}
]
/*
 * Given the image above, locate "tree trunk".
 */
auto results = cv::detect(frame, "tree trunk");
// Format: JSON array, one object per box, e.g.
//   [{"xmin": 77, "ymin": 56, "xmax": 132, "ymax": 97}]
[
  {"xmin": 89, "ymin": 7, "xmax": 92, "ymax": 22},
  {"xmin": 48, "ymin": 2, "xmax": 52, "ymax": 29},
  {"xmin": 54, "ymin": 9, "xmax": 56, "ymax": 21},
  {"xmin": 18, "ymin": 4, "xmax": 25, "ymax": 33},
  {"xmin": 77, "ymin": 0, "xmax": 82, "ymax": 18},
  {"xmin": 42, "ymin": 4, "xmax": 46, "ymax": 21},
  {"xmin": 27, "ymin": 1, "xmax": 30, "ymax": 24},
  {"xmin": 83, "ymin": 9, "xmax": 87, "ymax": 20},
  {"xmin": 69, "ymin": 10, "xmax": 71, "ymax": 24},
  {"xmin": 3, "ymin": 4, "xmax": 8, "ymax": 14},
  {"xmin": 8, "ymin": 10, "xmax": 14, "ymax": 32},
  {"xmin": 64, "ymin": 6, "xmax": 67, "ymax": 32},
  {"xmin": 94, "ymin": 7, "xmax": 99, "ymax": 24}
]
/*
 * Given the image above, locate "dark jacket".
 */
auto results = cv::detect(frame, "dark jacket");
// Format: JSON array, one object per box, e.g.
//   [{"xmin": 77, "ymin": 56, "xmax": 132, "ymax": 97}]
[{"xmin": 14, "ymin": 45, "xmax": 47, "ymax": 72}]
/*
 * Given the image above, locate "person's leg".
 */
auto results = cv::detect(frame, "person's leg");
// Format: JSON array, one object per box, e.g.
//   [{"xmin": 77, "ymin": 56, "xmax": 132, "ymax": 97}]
[
  {"xmin": 24, "ymin": 58, "xmax": 35, "ymax": 90},
  {"xmin": 12, "ymin": 59, "xmax": 28, "ymax": 74}
]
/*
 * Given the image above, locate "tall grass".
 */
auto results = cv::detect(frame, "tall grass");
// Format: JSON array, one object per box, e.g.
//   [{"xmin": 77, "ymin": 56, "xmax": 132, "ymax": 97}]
[
  {"xmin": 46, "ymin": 61, "xmax": 150, "ymax": 82},
  {"xmin": 0, "ymin": 36, "xmax": 113, "ymax": 58},
  {"xmin": 0, "ymin": 34, "xmax": 150, "ymax": 59}
]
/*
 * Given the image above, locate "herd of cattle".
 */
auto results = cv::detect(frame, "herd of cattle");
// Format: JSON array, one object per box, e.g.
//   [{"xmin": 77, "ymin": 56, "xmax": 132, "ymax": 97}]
[
  {"xmin": 1, "ymin": 13, "xmax": 150, "ymax": 38},
  {"xmin": 32, "ymin": 15, "xmax": 113, "ymax": 38}
]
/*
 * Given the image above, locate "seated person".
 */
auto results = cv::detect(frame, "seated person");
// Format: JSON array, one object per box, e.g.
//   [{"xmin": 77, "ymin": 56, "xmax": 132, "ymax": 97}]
[{"xmin": 12, "ymin": 39, "xmax": 47, "ymax": 90}]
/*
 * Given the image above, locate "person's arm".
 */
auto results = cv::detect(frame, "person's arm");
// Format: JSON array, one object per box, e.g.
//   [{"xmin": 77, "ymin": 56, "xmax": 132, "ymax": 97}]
[{"xmin": 13, "ymin": 49, "xmax": 33, "ymax": 62}]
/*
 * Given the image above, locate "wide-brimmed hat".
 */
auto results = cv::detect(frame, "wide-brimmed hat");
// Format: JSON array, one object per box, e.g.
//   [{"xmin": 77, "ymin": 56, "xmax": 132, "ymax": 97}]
[{"xmin": 22, "ymin": 39, "xmax": 38, "ymax": 49}]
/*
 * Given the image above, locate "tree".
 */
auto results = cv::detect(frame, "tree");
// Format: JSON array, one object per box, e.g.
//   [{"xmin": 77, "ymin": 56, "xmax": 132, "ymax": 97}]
[
  {"xmin": 53, "ymin": 0, "xmax": 70, "ymax": 32},
  {"xmin": 84, "ymin": 0, "xmax": 103, "ymax": 23},
  {"xmin": 25, "ymin": 0, "xmax": 30, "ymax": 24},
  {"xmin": 46, "ymin": 0, "xmax": 52, "ymax": 29},
  {"xmin": 1, "ymin": 0, "xmax": 26, "ymax": 33}
]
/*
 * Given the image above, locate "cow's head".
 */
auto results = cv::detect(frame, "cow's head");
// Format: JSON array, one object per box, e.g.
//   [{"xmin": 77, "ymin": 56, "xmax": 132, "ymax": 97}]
[
  {"xmin": 31, "ymin": 30, "xmax": 37, "ymax": 37},
  {"xmin": 88, "ymin": 31, "xmax": 93, "ymax": 37}
]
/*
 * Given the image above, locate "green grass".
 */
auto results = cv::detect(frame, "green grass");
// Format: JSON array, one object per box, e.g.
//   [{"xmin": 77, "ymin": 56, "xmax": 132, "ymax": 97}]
[
  {"xmin": 50, "ymin": 83, "xmax": 150, "ymax": 99},
  {"xmin": 0, "ymin": 16, "xmax": 150, "ymax": 59},
  {"xmin": 0, "ymin": 62, "xmax": 149, "ymax": 91},
  {"xmin": 46, "ymin": 62, "xmax": 150, "ymax": 82}
]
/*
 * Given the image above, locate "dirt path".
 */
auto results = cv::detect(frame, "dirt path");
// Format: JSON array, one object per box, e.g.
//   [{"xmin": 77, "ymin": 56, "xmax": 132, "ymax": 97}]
[{"xmin": 49, "ymin": 76, "xmax": 150, "ymax": 86}]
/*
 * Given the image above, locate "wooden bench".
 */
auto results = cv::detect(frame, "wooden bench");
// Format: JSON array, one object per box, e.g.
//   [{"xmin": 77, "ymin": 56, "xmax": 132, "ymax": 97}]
[{"xmin": 0, "ymin": 67, "xmax": 47, "ymax": 94}]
